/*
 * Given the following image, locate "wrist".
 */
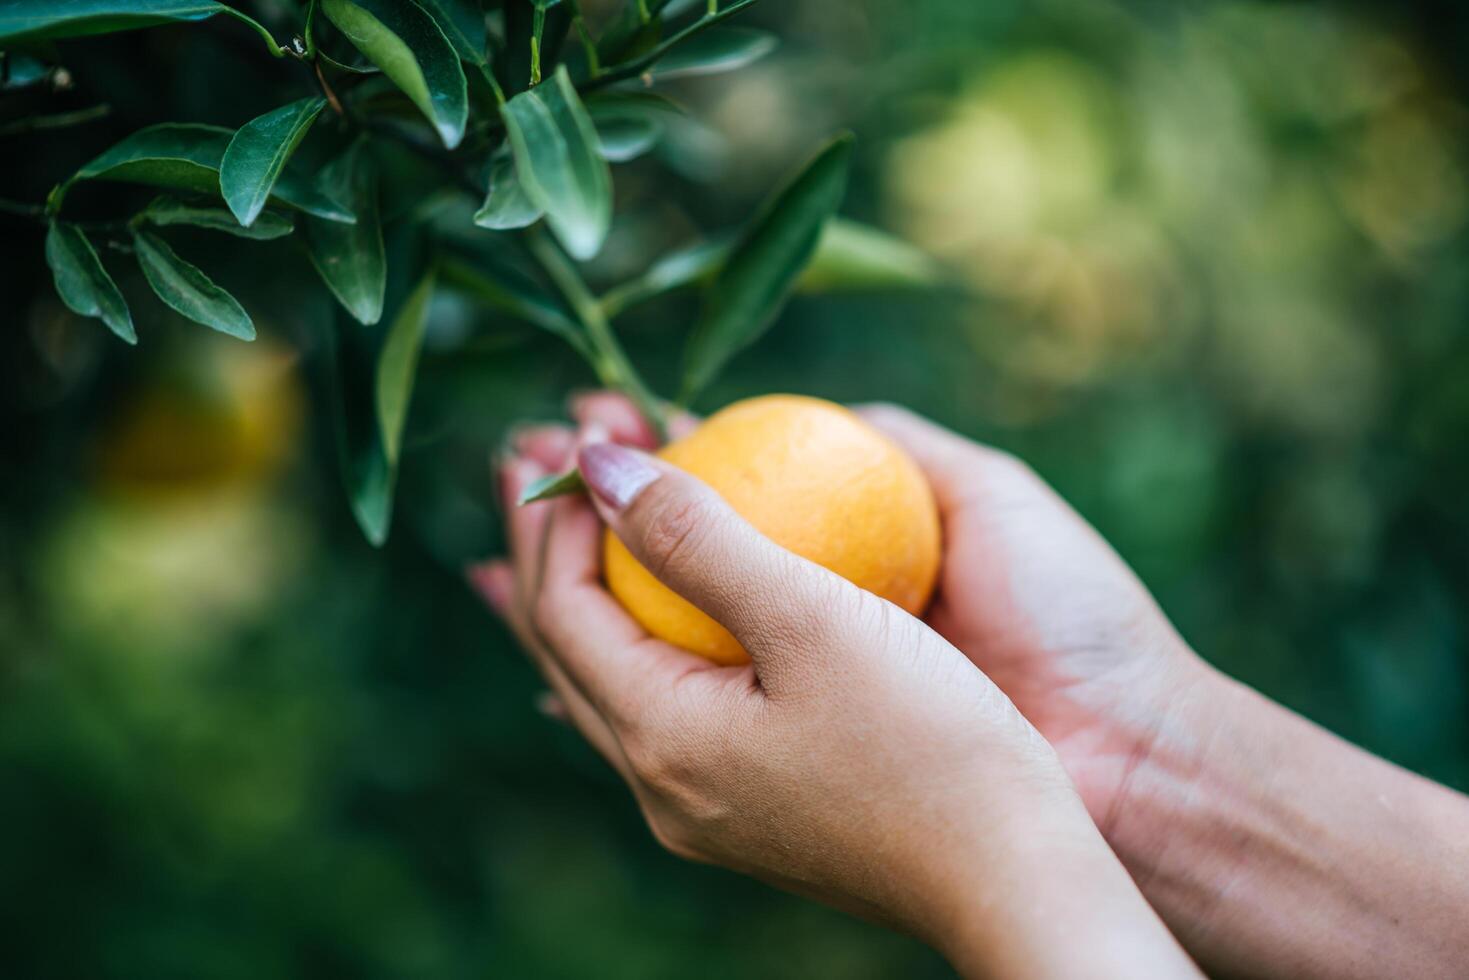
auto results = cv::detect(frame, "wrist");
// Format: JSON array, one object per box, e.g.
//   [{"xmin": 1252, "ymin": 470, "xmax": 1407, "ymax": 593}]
[
  {"xmin": 932, "ymin": 786, "xmax": 1197, "ymax": 979},
  {"xmin": 1105, "ymin": 656, "xmax": 1469, "ymax": 979}
]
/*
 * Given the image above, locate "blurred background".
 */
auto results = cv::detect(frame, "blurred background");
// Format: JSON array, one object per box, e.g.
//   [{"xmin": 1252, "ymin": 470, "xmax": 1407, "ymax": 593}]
[{"xmin": 2, "ymin": 0, "xmax": 1467, "ymax": 976}]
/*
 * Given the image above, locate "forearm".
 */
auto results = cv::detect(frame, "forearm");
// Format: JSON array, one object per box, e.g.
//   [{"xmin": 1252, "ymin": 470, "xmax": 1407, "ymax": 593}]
[
  {"xmin": 938, "ymin": 805, "xmax": 1200, "ymax": 979},
  {"xmin": 1112, "ymin": 662, "xmax": 1469, "ymax": 979}
]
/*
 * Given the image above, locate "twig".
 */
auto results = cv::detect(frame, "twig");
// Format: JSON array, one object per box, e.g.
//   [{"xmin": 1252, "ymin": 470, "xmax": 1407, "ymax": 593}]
[
  {"xmin": 0, "ymin": 104, "xmax": 112, "ymax": 136},
  {"xmin": 525, "ymin": 226, "xmax": 669, "ymax": 441},
  {"xmin": 580, "ymin": 0, "xmax": 761, "ymax": 93}
]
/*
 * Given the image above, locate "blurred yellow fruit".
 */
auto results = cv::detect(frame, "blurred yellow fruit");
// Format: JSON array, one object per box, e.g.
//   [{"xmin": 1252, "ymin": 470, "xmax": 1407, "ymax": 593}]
[{"xmin": 604, "ymin": 395, "xmax": 941, "ymax": 665}]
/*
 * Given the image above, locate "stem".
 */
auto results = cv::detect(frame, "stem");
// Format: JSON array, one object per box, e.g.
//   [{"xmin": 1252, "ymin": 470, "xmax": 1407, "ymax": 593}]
[
  {"xmin": 567, "ymin": 0, "xmax": 601, "ymax": 78},
  {"xmin": 0, "ymin": 104, "xmax": 111, "ymax": 136},
  {"xmin": 479, "ymin": 62, "xmax": 506, "ymax": 105},
  {"xmin": 581, "ymin": 0, "xmax": 761, "ymax": 93},
  {"xmin": 526, "ymin": 227, "xmax": 669, "ymax": 442},
  {"xmin": 0, "ymin": 198, "xmax": 45, "ymax": 219},
  {"xmin": 217, "ymin": 8, "xmax": 290, "ymax": 58},
  {"xmin": 314, "ymin": 59, "xmax": 346, "ymax": 116},
  {"xmin": 530, "ymin": 5, "xmax": 546, "ymax": 86},
  {"xmin": 304, "ymin": 0, "xmax": 319, "ymax": 58}
]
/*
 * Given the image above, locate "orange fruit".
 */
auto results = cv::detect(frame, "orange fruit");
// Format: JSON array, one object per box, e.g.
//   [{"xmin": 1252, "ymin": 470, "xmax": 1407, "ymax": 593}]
[{"xmin": 603, "ymin": 394, "xmax": 941, "ymax": 664}]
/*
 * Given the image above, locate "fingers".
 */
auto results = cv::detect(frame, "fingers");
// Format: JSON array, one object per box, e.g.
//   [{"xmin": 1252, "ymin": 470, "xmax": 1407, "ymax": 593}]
[
  {"xmin": 853, "ymin": 404, "xmax": 998, "ymax": 511},
  {"xmin": 577, "ymin": 441, "xmax": 872, "ymax": 682},
  {"xmin": 571, "ymin": 390, "xmax": 700, "ymax": 444},
  {"xmin": 534, "ymin": 440, "xmax": 725, "ymax": 722}
]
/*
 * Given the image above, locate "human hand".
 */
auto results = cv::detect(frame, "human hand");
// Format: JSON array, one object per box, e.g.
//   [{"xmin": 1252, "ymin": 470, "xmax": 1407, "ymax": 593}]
[
  {"xmin": 559, "ymin": 394, "xmax": 1469, "ymax": 980},
  {"xmin": 468, "ymin": 415, "xmax": 1196, "ymax": 979},
  {"xmin": 852, "ymin": 405, "xmax": 1469, "ymax": 980}
]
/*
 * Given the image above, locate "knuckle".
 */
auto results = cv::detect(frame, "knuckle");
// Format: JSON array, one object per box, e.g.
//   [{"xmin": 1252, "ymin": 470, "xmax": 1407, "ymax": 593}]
[{"xmin": 638, "ymin": 491, "xmax": 718, "ymax": 581}]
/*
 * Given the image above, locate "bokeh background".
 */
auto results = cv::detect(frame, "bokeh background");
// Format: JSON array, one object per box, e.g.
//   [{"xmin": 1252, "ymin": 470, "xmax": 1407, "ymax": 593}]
[{"xmin": 3, "ymin": 0, "xmax": 1468, "ymax": 976}]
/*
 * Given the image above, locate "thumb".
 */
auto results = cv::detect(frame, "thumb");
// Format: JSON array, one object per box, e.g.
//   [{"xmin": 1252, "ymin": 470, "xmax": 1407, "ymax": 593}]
[{"xmin": 577, "ymin": 440, "xmax": 870, "ymax": 680}]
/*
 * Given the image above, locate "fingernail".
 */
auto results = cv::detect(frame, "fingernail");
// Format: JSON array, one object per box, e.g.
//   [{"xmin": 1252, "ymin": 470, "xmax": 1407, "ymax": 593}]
[
  {"xmin": 580, "ymin": 420, "xmax": 610, "ymax": 446},
  {"xmin": 578, "ymin": 442, "xmax": 659, "ymax": 510}
]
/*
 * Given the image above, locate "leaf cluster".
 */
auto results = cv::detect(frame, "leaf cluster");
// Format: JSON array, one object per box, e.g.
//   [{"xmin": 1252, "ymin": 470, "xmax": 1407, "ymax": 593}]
[{"xmin": 2, "ymin": 0, "xmax": 938, "ymax": 544}]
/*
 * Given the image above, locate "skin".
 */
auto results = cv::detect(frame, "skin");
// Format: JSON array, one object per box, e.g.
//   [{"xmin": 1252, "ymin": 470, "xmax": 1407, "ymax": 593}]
[
  {"xmin": 471, "ymin": 407, "xmax": 1197, "ymax": 979},
  {"xmin": 471, "ymin": 393, "xmax": 1469, "ymax": 979}
]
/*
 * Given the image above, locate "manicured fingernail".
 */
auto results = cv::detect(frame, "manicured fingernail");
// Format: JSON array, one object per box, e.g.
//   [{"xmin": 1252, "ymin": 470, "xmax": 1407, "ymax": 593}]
[
  {"xmin": 578, "ymin": 442, "xmax": 659, "ymax": 510},
  {"xmin": 580, "ymin": 420, "xmax": 610, "ymax": 446}
]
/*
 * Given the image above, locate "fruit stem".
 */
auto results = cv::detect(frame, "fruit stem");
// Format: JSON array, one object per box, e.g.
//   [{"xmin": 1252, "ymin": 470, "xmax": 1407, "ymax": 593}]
[{"xmin": 526, "ymin": 227, "xmax": 670, "ymax": 443}]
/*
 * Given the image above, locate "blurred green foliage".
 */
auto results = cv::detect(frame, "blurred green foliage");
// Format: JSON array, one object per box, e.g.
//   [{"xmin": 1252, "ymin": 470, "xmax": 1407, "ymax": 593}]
[{"xmin": 2, "ymin": 0, "xmax": 1468, "ymax": 977}]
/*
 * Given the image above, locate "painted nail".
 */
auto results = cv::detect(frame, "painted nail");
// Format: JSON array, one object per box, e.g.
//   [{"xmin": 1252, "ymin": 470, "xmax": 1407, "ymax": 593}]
[{"xmin": 577, "ymin": 442, "xmax": 660, "ymax": 510}]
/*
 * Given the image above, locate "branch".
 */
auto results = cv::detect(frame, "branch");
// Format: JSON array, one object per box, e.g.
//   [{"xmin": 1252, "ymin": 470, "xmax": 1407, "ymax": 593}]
[
  {"xmin": 580, "ymin": 0, "xmax": 762, "ymax": 93},
  {"xmin": 525, "ymin": 227, "xmax": 669, "ymax": 441}
]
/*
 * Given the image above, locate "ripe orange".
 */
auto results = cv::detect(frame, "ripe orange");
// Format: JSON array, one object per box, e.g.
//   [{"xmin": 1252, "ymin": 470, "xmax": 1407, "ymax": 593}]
[{"xmin": 603, "ymin": 395, "xmax": 942, "ymax": 664}]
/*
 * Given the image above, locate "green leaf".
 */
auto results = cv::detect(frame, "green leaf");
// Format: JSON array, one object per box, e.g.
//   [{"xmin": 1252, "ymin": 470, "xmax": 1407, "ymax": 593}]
[
  {"xmin": 600, "ymin": 235, "xmax": 731, "ymax": 317},
  {"xmin": 321, "ymin": 0, "xmax": 468, "ymax": 149},
  {"xmin": 304, "ymin": 143, "xmax": 386, "ymax": 325},
  {"xmin": 437, "ymin": 253, "xmax": 586, "ymax": 355},
  {"xmin": 797, "ymin": 218, "xmax": 942, "ymax": 293},
  {"xmin": 650, "ymin": 27, "xmax": 776, "ymax": 80},
  {"xmin": 416, "ymin": 0, "xmax": 487, "ymax": 66},
  {"xmin": 681, "ymin": 133, "xmax": 853, "ymax": 403},
  {"xmin": 141, "ymin": 196, "xmax": 295, "ymax": 240},
  {"xmin": 518, "ymin": 469, "xmax": 585, "ymax": 505},
  {"xmin": 501, "ymin": 65, "xmax": 612, "ymax": 260},
  {"xmin": 320, "ymin": 306, "xmax": 395, "ymax": 546},
  {"xmin": 221, "ymin": 97, "xmax": 327, "ymax": 228},
  {"xmin": 376, "ymin": 270, "xmax": 435, "ymax": 468},
  {"xmin": 472, "ymin": 155, "xmax": 543, "ymax": 231},
  {"xmin": 56, "ymin": 123, "xmax": 354, "ymax": 222},
  {"xmin": 596, "ymin": 0, "xmax": 675, "ymax": 64},
  {"xmin": 0, "ymin": 0, "xmax": 222, "ymax": 44},
  {"xmin": 587, "ymin": 93, "xmax": 680, "ymax": 162},
  {"xmin": 132, "ymin": 229, "xmax": 255, "ymax": 341},
  {"xmin": 600, "ymin": 219, "xmax": 937, "ymax": 317},
  {"xmin": 45, "ymin": 222, "xmax": 135, "ymax": 344},
  {"xmin": 593, "ymin": 116, "xmax": 662, "ymax": 163}
]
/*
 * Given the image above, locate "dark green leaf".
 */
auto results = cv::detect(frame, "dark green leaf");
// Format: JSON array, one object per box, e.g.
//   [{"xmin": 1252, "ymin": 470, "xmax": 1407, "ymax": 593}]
[
  {"xmin": 45, "ymin": 222, "xmax": 135, "ymax": 344},
  {"xmin": 501, "ymin": 65, "xmax": 611, "ymax": 260},
  {"xmin": 416, "ymin": 0, "xmax": 487, "ymax": 66},
  {"xmin": 593, "ymin": 116, "xmax": 662, "ymax": 163},
  {"xmin": 376, "ymin": 270, "xmax": 435, "ymax": 467},
  {"xmin": 132, "ymin": 229, "xmax": 255, "ymax": 341},
  {"xmin": 141, "ymin": 196, "xmax": 295, "ymax": 240},
  {"xmin": 57, "ymin": 123, "xmax": 354, "ymax": 222},
  {"xmin": 518, "ymin": 469, "xmax": 585, "ymax": 505},
  {"xmin": 322, "ymin": 0, "xmax": 468, "ymax": 149},
  {"xmin": 320, "ymin": 306, "xmax": 394, "ymax": 546},
  {"xmin": 472, "ymin": 155, "xmax": 543, "ymax": 230},
  {"xmin": 681, "ymin": 133, "xmax": 853, "ymax": 403},
  {"xmin": 797, "ymin": 218, "xmax": 941, "ymax": 293},
  {"xmin": 596, "ymin": 0, "xmax": 675, "ymax": 65},
  {"xmin": 438, "ymin": 254, "xmax": 586, "ymax": 356},
  {"xmin": 587, "ymin": 92, "xmax": 680, "ymax": 162},
  {"xmin": 650, "ymin": 27, "xmax": 775, "ymax": 79},
  {"xmin": 221, "ymin": 97, "xmax": 327, "ymax": 228},
  {"xmin": 304, "ymin": 143, "xmax": 386, "ymax": 325},
  {"xmin": 0, "ymin": 0, "xmax": 223, "ymax": 44}
]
